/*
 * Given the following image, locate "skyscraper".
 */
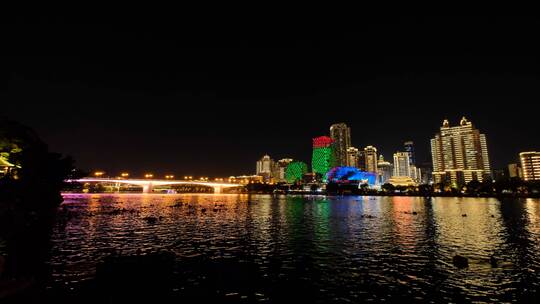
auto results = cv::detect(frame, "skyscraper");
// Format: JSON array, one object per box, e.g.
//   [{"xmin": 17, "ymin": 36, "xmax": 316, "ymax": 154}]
[
  {"xmin": 312, "ymin": 136, "xmax": 336, "ymax": 179},
  {"xmin": 256, "ymin": 155, "xmax": 274, "ymax": 182},
  {"xmin": 346, "ymin": 147, "xmax": 359, "ymax": 168},
  {"xmin": 404, "ymin": 141, "xmax": 415, "ymax": 166},
  {"xmin": 431, "ymin": 117, "xmax": 491, "ymax": 186},
  {"xmin": 275, "ymin": 158, "xmax": 293, "ymax": 182},
  {"xmin": 364, "ymin": 146, "xmax": 378, "ymax": 173},
  {"xmin": 520, "ymin": 152, "xmax": 540, "ymax": 181},
  {"xmin": 330, "ymin": 123, "xmax": 351, "ymax": 167},
  {"xmin": 393, "ymin": 152, "xmax": 411, "ymax": 177},
  {"xmin": 377, "ymin": 155, "xmax": 393, "ymax": 184},
  {"xmin": 357, "ymin": 151, "xmax": 366, "ymax": 171}
]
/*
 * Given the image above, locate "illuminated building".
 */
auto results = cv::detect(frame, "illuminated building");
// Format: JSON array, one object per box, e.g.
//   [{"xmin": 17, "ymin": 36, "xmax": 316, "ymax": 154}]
[
  {"xmin": 229, "ymin": 175, "xmax": 264, "ymax": 185},
  {"xmin": 403, "ymin": 141, "xmax": 422, "ymax": 183},
  {"xmin": 364, "ymin": 145, "xmax": 378, "ymax": 173},
  {"xmin": 330, "ymin": 123, "xmax": 351, "ymax": 167},
  {"xmin": 357, "ymin": 150, "xmax": 366, "ymax": 171},
  {"xmin": 520, "ymin": 152, "xmax": 540, "ymax": 181},
  {"xmin": 377, "ymin": 155, "xmax": 393, "ymax": 184},
  {"xmin": 326, "ymin": 166, "xmax": 377, "ymax": 186},
  {"xmin": 388, "ymin": 176, "xmax": 416, "ymax": 187},
  {"xmin": 404, "ymin": 141, "xmax": 415, "ymax": 166},
  {"xmin": 312, "ymin": 136, "xmax": 336, "ymax": 179},
  {"xmin": 285, "ymin": 161, "xmax": 308, "ymax": 183},
  {"xmin": 346, "ymin": 147, "xmax": 359, "ymax": 168},
  {"xmin": 507, "ymin": 163, "xmax": 523, "ymax": 179},
  {"xmin": 393, "ymin": 152, "xmax": 411, "ymax": 177},
  {"xmin": 256, "ymin": 154, "xmax": 274, "ymax": 182},
  {"xmin": 410, "ymin": 166, "xmax": 422, "ymax": 183},
  {"xmin": 275, "ymin": 158, "xmax": 293, "ymax": 182},
  {"xmin": 431, "ymin": 117, "xmax": 491, "ymax": 186}
]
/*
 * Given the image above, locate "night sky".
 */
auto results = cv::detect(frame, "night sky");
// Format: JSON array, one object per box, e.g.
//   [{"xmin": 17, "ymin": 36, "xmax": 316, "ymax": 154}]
[{"xmin": 2, "ymin": 16, "xmax": 539, "ymax": 177}]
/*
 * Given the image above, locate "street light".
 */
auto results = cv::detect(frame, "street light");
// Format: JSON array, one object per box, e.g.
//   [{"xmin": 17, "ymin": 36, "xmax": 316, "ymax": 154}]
[
  {"xmin": 94, "ymin": 171, "xmax": 105, "ymax": 177},
  {"xmin": 121, "ymin": 172, "xmax": 129, "ymax": 178},
  {"xmin": 165, "ymin": 175, "xmax": 174, "ymax": 179},
  {"xmin": 145, "ymin": 173, "xmax": 153, "ymax": 179}
]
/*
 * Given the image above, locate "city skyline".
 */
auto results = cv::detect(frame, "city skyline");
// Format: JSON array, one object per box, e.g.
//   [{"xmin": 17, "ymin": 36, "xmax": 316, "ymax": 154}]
[
  {"xmin": 2, "ymin": 16, "xmax": 539, "ymax": 176},
  {"xmin": 3, "ymin": 15, "xmax": 540, "ymax": 303}
]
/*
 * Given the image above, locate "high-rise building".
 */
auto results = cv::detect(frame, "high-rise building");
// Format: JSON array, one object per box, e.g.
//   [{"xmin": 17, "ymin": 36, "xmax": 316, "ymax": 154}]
[
  {"xmin": 404, "ymin": 141, "xmax": 415, "ymax": 166},
  {"xmin": 520, "ymin": 152, "xmax": 540, "ymax": 181},
  {"xmin": 330, "ymin": 123, "xmax": 351, "ymax": 167},
  {"xmin": 508, "ymin": 163, "xmax": 523, "ymax": 179},
  {"xmin": 346, "ymin": 147, "xmax": 359, "ymax": 168},
  {"xmin": 312, "ymin": 136, "xmax": 336, "ymax": 179},
  {"xmin": 431, "ymin": 117, "xmax": 491, "ymax": 186},
  {"xmin": 275, "ymin": 158, "xmax": 293, "ymax": 182},
  {"xmin": 377, "ymin": 155, "xmax": 393, "ymax": 184},
  {"xmin": 393, "ymin": 152, "xmax": 411, "ymax": 177},
  {"xmin": 256, "ymin": 155, "xmax": 274, "ymax": 182},
  {"xmin": 357, "ymin": 151, "xmax": 366, "ymax": 171},
  {"xmin": 364, "ymin": 146, "xmax": 378, "ymax": 173}
]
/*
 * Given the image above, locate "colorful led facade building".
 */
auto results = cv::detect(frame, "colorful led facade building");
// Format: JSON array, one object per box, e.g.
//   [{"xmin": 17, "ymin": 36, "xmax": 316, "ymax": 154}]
[
  {"xmin": 312, "ymin": 136, "xmax": 336, "ymax": 179},
  {"xmin": 285, "ymin": 161, "xmax": 308, "ymax": 183},
  {"xmin": 326, "ymin": 166, "xmax": 377, "ymax": 186}
]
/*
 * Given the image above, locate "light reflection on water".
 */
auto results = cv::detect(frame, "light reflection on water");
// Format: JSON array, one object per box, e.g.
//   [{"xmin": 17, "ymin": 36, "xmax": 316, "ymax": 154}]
[{"xmin": 49, "ymin": 194, "xmax": 540, "ymax": 302}]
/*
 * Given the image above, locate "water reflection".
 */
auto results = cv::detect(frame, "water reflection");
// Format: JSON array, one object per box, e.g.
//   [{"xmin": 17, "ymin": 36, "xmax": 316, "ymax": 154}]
[{"xmin": 48, "ymin": 194, "xmax": 540, "ymax": 302}]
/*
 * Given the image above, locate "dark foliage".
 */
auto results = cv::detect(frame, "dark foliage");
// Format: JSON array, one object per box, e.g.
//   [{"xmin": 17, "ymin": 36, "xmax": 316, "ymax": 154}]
[{"xmin": 0, "ymin": 118, "xmax": 74, "ymax": 287}]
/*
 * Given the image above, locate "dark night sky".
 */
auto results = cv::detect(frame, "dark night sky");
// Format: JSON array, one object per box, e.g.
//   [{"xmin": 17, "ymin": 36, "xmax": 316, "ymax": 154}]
[{"xmin": 1, "ymin": 15, "xmax": 539, "ymax": 177}]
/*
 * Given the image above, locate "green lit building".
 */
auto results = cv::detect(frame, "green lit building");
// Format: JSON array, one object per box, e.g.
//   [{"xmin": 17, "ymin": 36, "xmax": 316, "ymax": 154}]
[
  {"xmin": 285, "ymin": 161, "xmax": 308, "ymax": 183},
  {"xmin": 312, "ymin": 136, "xmax": 336, "ymax": 180}
]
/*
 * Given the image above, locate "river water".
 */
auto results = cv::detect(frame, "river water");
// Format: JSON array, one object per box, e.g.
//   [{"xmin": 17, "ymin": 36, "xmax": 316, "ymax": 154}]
[{"xmin": 47, "ymin": 194, "xmax": 540, "ymax": 302}]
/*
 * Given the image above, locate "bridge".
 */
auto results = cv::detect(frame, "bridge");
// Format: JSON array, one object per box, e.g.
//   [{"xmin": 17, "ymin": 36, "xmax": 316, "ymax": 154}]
[{"xmin": 69, "ymin": 178, "xmax": 243, "ymax": 193}]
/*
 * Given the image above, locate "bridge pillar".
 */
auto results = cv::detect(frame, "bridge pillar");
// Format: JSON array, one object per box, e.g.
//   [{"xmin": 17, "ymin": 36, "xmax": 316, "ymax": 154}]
[
  {"xmin": 213, "ymin": 186, "xmax": 222, "ymax": 194},
  {"xmin": 142, "ymin": 183, "xmax": 153, "ymax": 193}
]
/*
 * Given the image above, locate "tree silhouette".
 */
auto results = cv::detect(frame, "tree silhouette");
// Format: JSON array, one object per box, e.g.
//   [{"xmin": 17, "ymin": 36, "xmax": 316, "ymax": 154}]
[{"xmin": 0, "ymin": 118, "xmax": 74, "ymax": 281}]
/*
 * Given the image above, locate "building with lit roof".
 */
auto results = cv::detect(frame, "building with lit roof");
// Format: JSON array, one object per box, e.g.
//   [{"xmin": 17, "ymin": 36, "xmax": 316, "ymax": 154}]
[{"xmin": 430, "ymin": 117, "xmax": 491, "ymax": 186}]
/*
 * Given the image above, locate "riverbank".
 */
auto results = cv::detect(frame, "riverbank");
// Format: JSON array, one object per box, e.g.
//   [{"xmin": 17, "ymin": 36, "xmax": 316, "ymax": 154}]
[{"xmin": 61, "ymin": 191, "xmax": 540, "ymax": 199}]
